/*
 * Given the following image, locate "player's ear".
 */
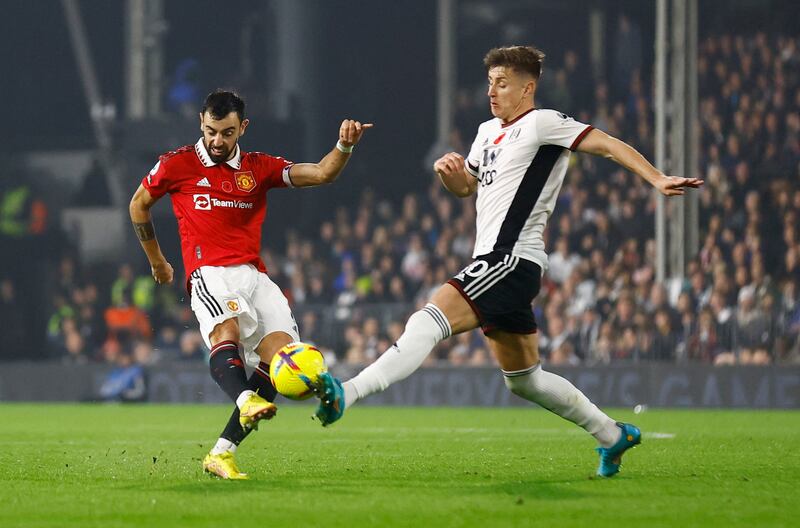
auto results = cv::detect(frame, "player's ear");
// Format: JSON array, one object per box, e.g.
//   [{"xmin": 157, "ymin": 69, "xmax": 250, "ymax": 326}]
[
  {"xmin": 198, "ymin": 112, "xmax": 205, "ymax": 131},
  {"xmin": 239, "ymin": 118, "xmax": 250, "ymax": 136},
  {"xmin": 524, "ymin": 79, "xmax": 536, "ymax": 97}
]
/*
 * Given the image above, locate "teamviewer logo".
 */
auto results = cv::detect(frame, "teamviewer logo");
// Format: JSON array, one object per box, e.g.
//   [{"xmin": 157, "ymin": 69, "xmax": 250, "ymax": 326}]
[{"xmin": 194, "ymin": 194, "xmax": 211, "ymax": 210}]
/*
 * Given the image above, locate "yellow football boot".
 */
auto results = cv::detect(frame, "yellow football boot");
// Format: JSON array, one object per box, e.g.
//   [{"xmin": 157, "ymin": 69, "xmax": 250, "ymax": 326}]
[
  {"xmin": 238, "ymin": 392, "xmax": 277, "ymax": 431},
  {"xmin": 202, "ymin": 451, "xmax": 248, "ymax": 480}
]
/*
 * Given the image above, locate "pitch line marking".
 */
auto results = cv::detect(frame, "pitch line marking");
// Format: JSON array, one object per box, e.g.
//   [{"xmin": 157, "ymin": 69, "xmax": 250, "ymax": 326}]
[{"xmin": 643, "ymin": 432, "xmax": 676, "ymax": 439}]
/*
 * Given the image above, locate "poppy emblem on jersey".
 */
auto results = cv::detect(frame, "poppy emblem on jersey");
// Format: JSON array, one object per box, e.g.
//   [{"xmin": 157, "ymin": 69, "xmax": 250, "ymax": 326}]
[
  {"xmin": 226, "ymin": 299, "xmax": 240, "ymax": 313},
  {"xmin": 193, "ymin": 194, "xmax": 211, "ymax": 210},
  {"xmin": 235, "ymin": 171, "xmax": 256, "ymax": 192},
  {"xmin": 221, "ymin": 181, "xmax": 233, "ymax": 193}
]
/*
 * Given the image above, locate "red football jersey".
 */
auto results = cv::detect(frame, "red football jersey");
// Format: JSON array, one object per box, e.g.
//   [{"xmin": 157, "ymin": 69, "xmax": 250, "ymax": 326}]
[{"xmin": 142, "ymin": 138, "xmax": 293, "ymax": 288}]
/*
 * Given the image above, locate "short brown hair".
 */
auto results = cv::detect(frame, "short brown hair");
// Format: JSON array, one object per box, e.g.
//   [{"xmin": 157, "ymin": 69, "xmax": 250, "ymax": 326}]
[{"xmin": 483, "ymin": 46, "xmax": 546, "ymax": 79}]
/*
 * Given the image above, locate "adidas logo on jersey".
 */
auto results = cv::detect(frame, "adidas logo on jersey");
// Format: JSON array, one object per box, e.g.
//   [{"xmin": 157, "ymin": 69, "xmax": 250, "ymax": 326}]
[{"xmin": 196, "ymin": 177, "xmax": 211, "ymax": 187}]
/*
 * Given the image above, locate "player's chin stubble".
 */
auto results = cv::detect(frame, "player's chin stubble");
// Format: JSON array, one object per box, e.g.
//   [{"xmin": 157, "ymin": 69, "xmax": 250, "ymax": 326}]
[{"xmin": 206, "ymin": 141, "xmax": 229, "ymax": 163}]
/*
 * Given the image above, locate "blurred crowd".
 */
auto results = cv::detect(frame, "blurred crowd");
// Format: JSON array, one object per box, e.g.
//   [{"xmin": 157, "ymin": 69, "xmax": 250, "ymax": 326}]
[{"xmin": 40, "ymin": 32, "xmax": 800, "ymax": 372}]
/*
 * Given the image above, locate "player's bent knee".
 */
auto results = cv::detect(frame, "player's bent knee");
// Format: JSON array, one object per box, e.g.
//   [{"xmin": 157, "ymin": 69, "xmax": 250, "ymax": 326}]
[
  {"xmin": 255, "ymin": 331, "xmax": 295, "ymax": 363},
  {"xmin": 209, "ymin": 317, "xmax": 240, "ymax": 345}
]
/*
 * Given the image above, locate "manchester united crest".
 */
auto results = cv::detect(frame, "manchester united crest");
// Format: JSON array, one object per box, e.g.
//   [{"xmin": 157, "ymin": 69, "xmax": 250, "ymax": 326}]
[
  {"xmin": 234, "ymin": 171, "xmax": 256, "ymax": 192},
  {"xmin": 226, "ymin": 299, "xmax": 240, "ymax": 312}
]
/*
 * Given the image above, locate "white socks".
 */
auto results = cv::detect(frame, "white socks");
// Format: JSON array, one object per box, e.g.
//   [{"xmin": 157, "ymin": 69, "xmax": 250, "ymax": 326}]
[
  {"xmin": 211, "ymin": 390, "xmax": 255, "ymax": 455},
  {"xmin": 235, "ymin": 389, "xmax": 256, "ymax": 410},
  {"xmin": 210, "ymin": 437, "xmax": 237, "ymax": 455},
  {"xmin": 503, "ymin": 364, "xmax": 621, "ymax": 447},
  {"xmin": 340, "ymin": 303, "xmax": 618, "ymax": 448},
  {"xmin": 344, "ymin": 304, "xmax": 451, "ymax": 408}
]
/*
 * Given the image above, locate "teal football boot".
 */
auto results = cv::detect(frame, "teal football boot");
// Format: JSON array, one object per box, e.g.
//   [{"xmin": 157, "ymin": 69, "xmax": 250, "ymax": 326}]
[
  {"xmin": 314, "ymin": 372, "xmax": 345, "ymax": 427},
  {"xmin": 596, "ymin": 422, "xmax": 641, "ymax": 477}
]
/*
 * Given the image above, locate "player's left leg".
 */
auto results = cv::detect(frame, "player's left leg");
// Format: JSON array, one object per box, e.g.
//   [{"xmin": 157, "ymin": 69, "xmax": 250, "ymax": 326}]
[
  {"xmin": 489, "ymin": 330, "xmax": 640, "ymax": 476},
  {"xmin": 208, "ymin": 318, "xmax": 277, "ymax": 429},
  {"xmin": 213, "ymin": 362, "xmax": 277, "ymax": 448},
  {"xmin": 205, "ymin": 331, "xmax": 293, "ymax": 479}
]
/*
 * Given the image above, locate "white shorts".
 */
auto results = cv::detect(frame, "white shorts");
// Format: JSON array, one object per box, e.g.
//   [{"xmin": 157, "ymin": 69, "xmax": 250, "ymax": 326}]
[{"xmin": 189, "ymin": 264, "xmax": 300, "ymax": 367}]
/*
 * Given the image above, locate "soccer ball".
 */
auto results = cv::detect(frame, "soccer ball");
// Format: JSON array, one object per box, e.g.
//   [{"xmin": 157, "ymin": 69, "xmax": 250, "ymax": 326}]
[{"xmin": 269, "ymin": 342, "xmax": 327, "ymax": 400}]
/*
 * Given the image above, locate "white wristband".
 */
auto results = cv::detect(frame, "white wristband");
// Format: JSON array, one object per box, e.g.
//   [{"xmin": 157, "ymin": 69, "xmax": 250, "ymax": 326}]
[{"xmin": 336, "ymin": 140, "xmax": 354, "ymax": 153}]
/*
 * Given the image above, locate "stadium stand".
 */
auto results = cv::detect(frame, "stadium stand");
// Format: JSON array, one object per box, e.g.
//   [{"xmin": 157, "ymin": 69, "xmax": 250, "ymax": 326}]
[{"xmin": 40, "ymin": 32, "xmax": 800, "ymax": 369}]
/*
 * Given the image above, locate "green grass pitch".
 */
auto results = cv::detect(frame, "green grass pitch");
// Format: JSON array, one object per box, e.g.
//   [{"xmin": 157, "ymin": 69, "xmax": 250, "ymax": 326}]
[{"xmin": 0, "ymin": 404, "xmax": 797, "ymax": 527}]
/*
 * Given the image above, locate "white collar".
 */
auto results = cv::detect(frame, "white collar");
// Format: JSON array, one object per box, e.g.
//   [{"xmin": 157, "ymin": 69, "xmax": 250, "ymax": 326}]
[{"xmin": 194, "ymin": 138, "xmax": 242, "ymax": 169}]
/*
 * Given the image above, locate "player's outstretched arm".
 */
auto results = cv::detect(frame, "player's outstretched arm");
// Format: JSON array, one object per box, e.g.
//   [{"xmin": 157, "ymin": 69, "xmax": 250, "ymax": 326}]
[
  {"xmin": 576, "ymin": 128, "xmax": 704, "ymax": 196},
  {"xmin": 433, "ymin": 152, "xmax": 478, "ymax": 198},
  {"xmin": 129, "ymin": 184, "xmax": 174, "ymax": 285},
  {"xmin": 288, "ymin": 119, "xmax": 373, "ymax": 188}
]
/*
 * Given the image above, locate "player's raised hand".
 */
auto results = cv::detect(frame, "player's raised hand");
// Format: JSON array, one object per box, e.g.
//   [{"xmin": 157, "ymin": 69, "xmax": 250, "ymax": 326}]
[
  {"xmin": 433, "ymin": 152, "xmax": 466, "ymax": 177},
  {"xmin": 151, "ymin": 260, "xmax": 174, "ymax": 285},
  {"xmin": 655, "ymin": 175, "xmax": 704, "ymax": 197},
  {"xmin": 339, "ymin": 119, "xmax": 373, "ymax": 148}
]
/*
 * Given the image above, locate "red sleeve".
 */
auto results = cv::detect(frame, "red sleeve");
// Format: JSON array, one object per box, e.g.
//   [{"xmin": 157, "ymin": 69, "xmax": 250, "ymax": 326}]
[
  {"xmin": 258, "ymin": 153, "xmax": 294, "ymax": 190},
  {"xmin": 141, "ymin": 156, "xmax": 173, "ymax": 199}
]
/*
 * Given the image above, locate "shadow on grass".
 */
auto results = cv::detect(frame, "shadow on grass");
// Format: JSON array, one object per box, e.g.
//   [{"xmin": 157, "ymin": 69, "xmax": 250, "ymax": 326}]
[
  {"xmin": 486, "ymin": 477, "xmax": 596, "ymax": 500},
  {"xmin": 148, "ymin": 472, "xmax": 595, "ymax": 502}
]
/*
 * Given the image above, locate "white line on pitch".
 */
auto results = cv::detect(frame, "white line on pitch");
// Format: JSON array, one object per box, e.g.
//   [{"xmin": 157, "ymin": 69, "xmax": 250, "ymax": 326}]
[{"xmin": 644, "ymin": 432, "xmax": 676, "ymax": 439}]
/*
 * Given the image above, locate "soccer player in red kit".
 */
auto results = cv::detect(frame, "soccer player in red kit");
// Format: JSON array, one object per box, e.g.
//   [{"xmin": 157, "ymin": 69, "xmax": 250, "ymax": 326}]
[{"xmin": 129, "ymin": 90, "xmax": 371, "ymax": 479}]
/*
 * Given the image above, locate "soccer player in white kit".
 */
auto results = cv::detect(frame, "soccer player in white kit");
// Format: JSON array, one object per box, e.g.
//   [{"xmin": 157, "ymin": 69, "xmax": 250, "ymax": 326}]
[{"xmin": 315, "ymin": 46, "xmax": 703, "ymax": 477}]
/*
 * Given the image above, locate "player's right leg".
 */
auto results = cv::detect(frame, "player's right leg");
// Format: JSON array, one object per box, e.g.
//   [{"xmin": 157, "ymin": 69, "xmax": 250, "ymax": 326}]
[
  {"xmin": 315, "ymin": 283, "xmax": 478, "ymax": 426},
  {"xmin": 489, "ymin": 331, "xmax": 640, "ymax": 477}
]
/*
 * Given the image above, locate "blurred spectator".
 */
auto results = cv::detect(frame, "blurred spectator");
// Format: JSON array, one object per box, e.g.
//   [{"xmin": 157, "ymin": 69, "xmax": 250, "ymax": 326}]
[
  {"xmin": 104, "ymin": 293, "xmax": 152, "ymax": 357},
  {"xmin": 734, "ymin": 286, "xmax": 771, "ymax": 364},
  {"xmin": 649, "ymin": 309, "xmax": 681, "ymax": 362},
  {"xmin": 153, "ymin": 325, "xmax": 181, "ymax": 360},
  {"xmin": 0, "ymin": 278, "xmax": 25, "ymax": 360},
  {"xmin": 98, "ymin": 352, "xmax": 146, "ymax": 402},
  {"xmin": 612, "ymin": 16, "xmax": 643, "ymax": 98},
  {"xmin": 686, "ymin": 308, "xmax": 723, "ymax": 363},
  {"xmin": 178, "ymin": 329, "xmax": 205, "ymax": 361},
  {"xmin": 167, "ymin": 58, "xmax": 201, "ymax": 118},
  {"xmin": 59, "ymin": 318, "xmax": 89, "ymax": 365},
  {"xmin": 548, "ymin": 237, "xmax": 581, "ymax": 284},
  {"xmin": 550, "ymin": 341, "xmax": 580, "ymax": 366}
]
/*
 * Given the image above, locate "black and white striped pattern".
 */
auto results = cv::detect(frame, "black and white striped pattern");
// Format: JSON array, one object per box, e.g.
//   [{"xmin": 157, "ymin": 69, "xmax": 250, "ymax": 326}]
[
  {"xmin": 422, "ymin": 303, "xmax": 452, "ymax": 340},
  {"xmin": 191, "ymin": 269, "xmax": 223, "ymax": 317},
  {"xmin": 463, "ymin": 254, "xmax": 520, "ymax": 299},
  {"xmin": 502, "ymin": 363, "xmax": 540, "ymax": 378},
  {"xmin": 492, "ymin": 145, "xmax": 562, "ymax": 254},
  {"xmin": 466, "ymin": 110, "xmax": 592, "ymax": 266}
]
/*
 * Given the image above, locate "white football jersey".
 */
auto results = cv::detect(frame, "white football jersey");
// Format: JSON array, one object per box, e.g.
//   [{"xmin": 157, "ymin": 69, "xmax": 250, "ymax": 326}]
[{"xmin": 465, "ymin": 108, "xmax": 593, "ymax": 271}]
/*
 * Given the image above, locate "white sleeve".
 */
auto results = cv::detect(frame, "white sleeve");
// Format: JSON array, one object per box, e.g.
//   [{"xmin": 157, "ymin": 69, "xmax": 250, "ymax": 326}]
[
  {"xmin": 535, "ymin": 109, "xmax": 594, "ymax": 151},
  {"xmin": 464, "ymin": 125, "xmax": 483, "ymax": 178}
]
